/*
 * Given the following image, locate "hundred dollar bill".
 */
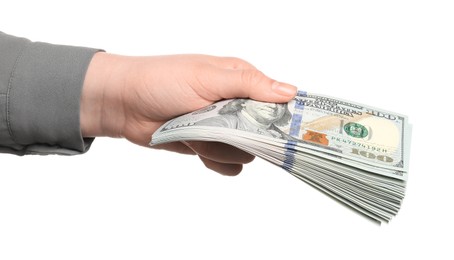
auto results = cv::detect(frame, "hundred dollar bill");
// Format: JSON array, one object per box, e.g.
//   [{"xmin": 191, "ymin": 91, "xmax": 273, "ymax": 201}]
[
  {"xmin": 287, "ymin": 91, "xmax": 410, "ymax": 173},
  {"xmin": 151, "ymin": 91, "xmax": 411, "ymax": 180},
  {"xmin": 151, "ymin": 90, "xmax": 411, "ymax": 223}
]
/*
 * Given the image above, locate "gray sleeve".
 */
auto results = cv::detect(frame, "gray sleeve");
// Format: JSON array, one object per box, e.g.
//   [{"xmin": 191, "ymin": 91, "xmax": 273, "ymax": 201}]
[{"xmin": 0, "ymin": 31, "xmax": 100, "ymax": 155}]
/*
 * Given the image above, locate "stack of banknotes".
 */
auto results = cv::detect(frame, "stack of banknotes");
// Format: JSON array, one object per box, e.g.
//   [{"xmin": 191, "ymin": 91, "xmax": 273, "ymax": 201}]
[{"xmin": 151, "ymin": 91, "xmax": 412, "ymax": 223}]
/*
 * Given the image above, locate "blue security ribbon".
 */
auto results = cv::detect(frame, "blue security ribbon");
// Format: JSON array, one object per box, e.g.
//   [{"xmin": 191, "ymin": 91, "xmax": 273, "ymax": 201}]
[
  {"xmin": 283, "ymin": 91, "xmax": 307, "ymax": 170},
  {"xmin": 289, "ymin": 90, "xmax": 306, "ymax": 137},
  {"xmin": 283, "ymin": 140, "xmax": 298, "ymax": 171}
]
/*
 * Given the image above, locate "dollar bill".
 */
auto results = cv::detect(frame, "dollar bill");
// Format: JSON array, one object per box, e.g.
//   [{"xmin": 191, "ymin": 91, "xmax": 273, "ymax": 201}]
[
  {"xmin": 150, "ymin": 91, "xmax": 412, "ymax": 223},
  {"xmin": 152, "ymin": 91, "xmax": 410, "ymax": 179}
]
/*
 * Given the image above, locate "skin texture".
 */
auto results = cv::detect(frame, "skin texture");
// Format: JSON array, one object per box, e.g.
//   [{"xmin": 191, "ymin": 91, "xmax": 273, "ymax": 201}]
[{"xmin": 80, "ymin": 53, "xmax": 297, "ymax": 176}]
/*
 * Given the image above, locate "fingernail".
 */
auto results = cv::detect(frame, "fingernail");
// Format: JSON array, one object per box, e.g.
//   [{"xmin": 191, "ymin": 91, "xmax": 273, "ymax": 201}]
[{"xmin": 271, "ymin": 82, "xmax": 297, "ymax": 97}]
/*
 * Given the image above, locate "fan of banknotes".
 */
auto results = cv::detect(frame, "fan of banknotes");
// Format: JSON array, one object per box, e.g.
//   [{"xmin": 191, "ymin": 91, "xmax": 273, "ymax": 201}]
[{"xmin": 151, "ymin": 91, "xmax": 412, "ymax": 223}]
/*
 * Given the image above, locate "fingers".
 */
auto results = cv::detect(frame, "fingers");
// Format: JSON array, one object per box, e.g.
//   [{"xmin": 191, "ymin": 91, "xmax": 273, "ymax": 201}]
[
  {"xmin": 183, "ymin": 141, "xmax": 255, "ymax": 164},
  {"xmin": 183, "ymin": 141, "xmax": 255, "ymax": 176},
  {"xmin": 151, "ymin": 141, "xmax": 252, "ymax": 176},
  {"xmin": 203, "ymin": 61, "xmax": 297, "ymax": 103},
  {"xmin": 198, "ymin": 155, "xmax": 243, "ymax": 176},
  {"xmin": 225, "ymin": 69, "xmax": 297, "ymax": 102},
  {"xmin": 212, "ymin": 56, "xmax": 257, "ymax": 70},
  {"xmin": 152, "ymin": 142, "xmax": 197, "ymax": 155}
]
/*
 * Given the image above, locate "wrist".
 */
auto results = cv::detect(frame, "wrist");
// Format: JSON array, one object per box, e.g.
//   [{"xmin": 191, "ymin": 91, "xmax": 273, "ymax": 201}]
[{"xmin": 80, "ymin": 52, "xmax": 128, "ymax": 138}]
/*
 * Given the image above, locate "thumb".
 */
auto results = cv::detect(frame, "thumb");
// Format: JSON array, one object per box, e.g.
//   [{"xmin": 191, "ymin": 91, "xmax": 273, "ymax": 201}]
[{"xmin": 213, "ymin": 68, "xmax": 297, "ymax": 103}]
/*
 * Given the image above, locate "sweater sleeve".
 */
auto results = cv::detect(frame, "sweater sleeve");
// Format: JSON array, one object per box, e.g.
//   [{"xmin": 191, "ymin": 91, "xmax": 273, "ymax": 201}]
[{"xmin": 0, "ymin": 31, "xmax": 100, "ymax": 155}]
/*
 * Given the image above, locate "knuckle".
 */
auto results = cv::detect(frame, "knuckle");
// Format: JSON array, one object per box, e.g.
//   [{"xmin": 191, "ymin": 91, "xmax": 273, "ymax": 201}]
[
  {"xmin": 222, "ymin": 57, "xmax": 253, "ymax": 69},
  {"xmin": 241, "ymin": 69, "xmax": 267, "ymax": 87}
]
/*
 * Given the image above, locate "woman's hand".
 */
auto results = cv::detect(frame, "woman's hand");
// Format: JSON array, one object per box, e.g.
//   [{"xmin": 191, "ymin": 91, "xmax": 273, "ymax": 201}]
[{"xmin": 80, "ymin": 53, "xmax": 297, "ymax": 175}]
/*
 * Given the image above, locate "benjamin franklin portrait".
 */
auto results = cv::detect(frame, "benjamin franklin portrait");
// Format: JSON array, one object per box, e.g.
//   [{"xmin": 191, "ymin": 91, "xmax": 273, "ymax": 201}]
[{"xmin": 196, "ymin": 99, "xmax": 293, "ymax": 139}]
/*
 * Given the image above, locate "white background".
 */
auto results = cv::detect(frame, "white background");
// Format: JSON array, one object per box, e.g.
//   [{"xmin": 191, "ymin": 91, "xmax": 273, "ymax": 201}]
[{"xmin": 1, "ymin": 0, "xmax": 453, "ymax": 259}]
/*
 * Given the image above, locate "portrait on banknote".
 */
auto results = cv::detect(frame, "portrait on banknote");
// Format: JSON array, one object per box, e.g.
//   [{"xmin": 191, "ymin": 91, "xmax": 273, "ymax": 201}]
[{"xmin": 196, "ymin": 99, "xmax": 294, "ymax": 139}]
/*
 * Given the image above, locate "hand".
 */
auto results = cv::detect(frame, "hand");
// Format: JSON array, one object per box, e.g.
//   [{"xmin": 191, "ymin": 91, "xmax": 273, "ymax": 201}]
[{"xmin": 80, "ymin": 53, "xmax": 297, "ymax": 175}]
